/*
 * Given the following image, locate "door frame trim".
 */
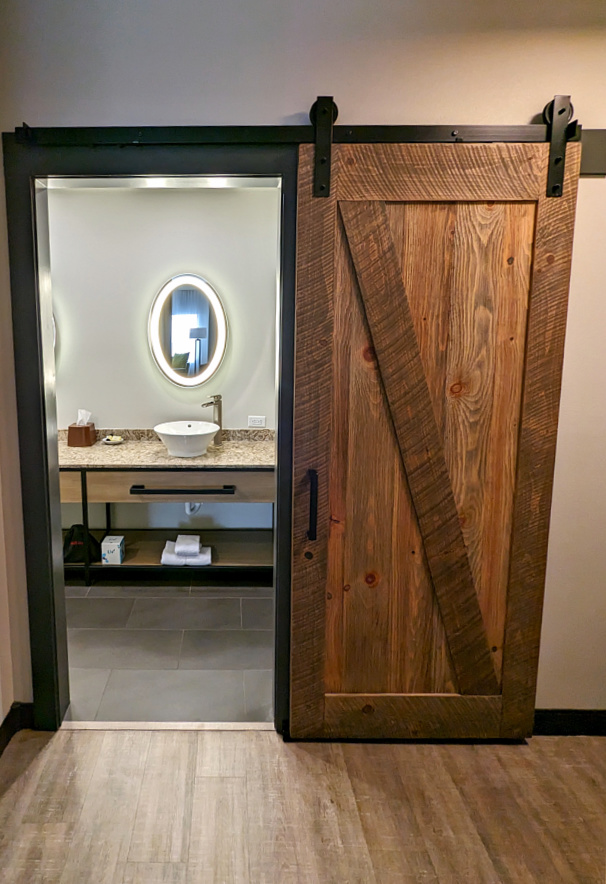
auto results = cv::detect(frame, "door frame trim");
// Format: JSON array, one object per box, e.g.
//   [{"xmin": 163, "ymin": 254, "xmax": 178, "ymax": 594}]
[
  {"xmin": 3, "ymin": 114, "xmax": 600, "ymax": 736},
  {"xmin": 2, "ymin": 135, "xmax": 298, "ymax": 732}
]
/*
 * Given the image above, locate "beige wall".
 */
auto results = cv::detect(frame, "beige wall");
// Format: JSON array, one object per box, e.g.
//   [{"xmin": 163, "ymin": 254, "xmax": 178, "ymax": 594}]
[
  {"xmin": 0, "ymin": 178, "xmax": 32, "ymax": 719},
  {"xmin": 0, "ymin": 1, "xmax": 605, "ymax": 716},
  {"xmin": 535, "ymin": 177, "xmax": 606, "ymax": 708}
]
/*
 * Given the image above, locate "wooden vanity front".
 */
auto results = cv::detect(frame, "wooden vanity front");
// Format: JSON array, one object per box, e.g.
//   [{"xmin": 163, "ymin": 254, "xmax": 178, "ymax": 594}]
[
  {"xmin": 58, "ymin": 435, "xmax": 275, "ymax": 577},
  {"xmin": 59, "ymin": 468, "xmax": 275, "ymax": 504}
]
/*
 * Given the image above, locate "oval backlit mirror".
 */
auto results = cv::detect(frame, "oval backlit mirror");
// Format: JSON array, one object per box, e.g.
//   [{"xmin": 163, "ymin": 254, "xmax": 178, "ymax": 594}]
[{"xmin": 148, "ymin": 273, "xmax": 227, "ymax": 387}]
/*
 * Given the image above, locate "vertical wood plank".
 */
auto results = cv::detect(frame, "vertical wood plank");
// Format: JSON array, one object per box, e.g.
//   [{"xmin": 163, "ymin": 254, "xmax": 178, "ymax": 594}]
[
  {"xmin": 128, "ymin": 732, "xmax": 196, "ymax": 864},
  {"xmin": 501, "ymin": 143, "xmax": 582, "ymax": 737},
  {"xmin": 290, "ymin": 144, "xmax": 339, "ymax": 736},
  {"xmin": 188, "ymin": 777, "xmax": 248, "ymax": 883},
  {"xmin": 195, "ymin": 731, "xmax": 247, "ymax": 778},
  {"xmin": 340, "ymin": 230, "xmax": 397, "ymax": 693},
  {"xmin": 58, "ymin": 731, "xmax": 151, "ymax": 884},
  {"xmin": 492, "ymin": 743, "xmax": 606, "ymax": 881},
  {"xmin": 445, "ymin": 202, "xmax": 502, "ymax": 605},
  {"xmin": 330, "ymin": 203, "xmax": 459, "ymax": 695},
  {"xmin": 283, "ymin": 741, "xmax": 377, "ymax": 883},
  {"xmin": 389, "ymin": 201, "xmax": 455, "ymax": 436},
  {"xmin": 342, "ymin": 743, "xmax": 437, "ymax": 883},
  {"xmin": 389, "ymin": 745, "xmax": 504, "ymax": 882},
  {"xmin": 441, "ymin": 744, "xmax": 557, "ymax": 882},
  {"xmin": 0, "ymin": 731, "xmax": 56, "ymax": 837},
  {"xmin": 17, "ymin": 731, "xmax": 104, "ymax": 826},
  {"xmin": 244, "ymin": 732, "xmax": 300, "ymax": 882},
  {"xmin": 340, "ymin": 199, "xmax": 498, "ymax": 696},
  {"xmin": 387, "ymin": 202, "xmax": 458, "ymax": 694},
  {"xmin": 0, "ymin": 822, "xmax": 74, "ymax": 884},
  {"xmin": 480, "ymin": 202, "xmax": 535, "ymax": 676},
  {"xmin": 324, "ymin": 219, "xmax": 352, "ymax": 692}
]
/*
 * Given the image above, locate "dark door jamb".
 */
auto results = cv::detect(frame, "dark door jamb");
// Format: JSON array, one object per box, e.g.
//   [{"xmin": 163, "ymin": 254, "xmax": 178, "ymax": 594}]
[{"xmin": 2, "ymin": 137, "xmax": 298, "ymax": 733}]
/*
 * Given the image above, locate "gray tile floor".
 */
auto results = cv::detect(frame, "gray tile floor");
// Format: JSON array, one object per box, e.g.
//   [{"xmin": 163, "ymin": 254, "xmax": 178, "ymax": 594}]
[{"xmin": 65, "ymin": 585, "xmax": 274, "ymax": 723}]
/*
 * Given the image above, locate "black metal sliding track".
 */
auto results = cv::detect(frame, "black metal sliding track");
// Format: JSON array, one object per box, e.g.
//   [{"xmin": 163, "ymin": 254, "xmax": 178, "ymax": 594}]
[{"xmin": 3, "ymin": 136, "xmax": 297, "ymax": 733}]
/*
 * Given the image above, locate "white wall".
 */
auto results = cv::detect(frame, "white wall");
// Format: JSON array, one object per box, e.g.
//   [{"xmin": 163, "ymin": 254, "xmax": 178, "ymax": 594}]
[
  {"xmin": 49, "ymin": 185, "xmax": 278, "ymax": 531},
  {"xmin": 49, "ymin": 186, "xmax": 280, "ymax": 430},
  {"xmin": 0, "ymin": 0, "xmax": 605, "ymax": 713},
  {"xmin": 535, "ymin": 178, "xmax": 606, "ymax": 709}
]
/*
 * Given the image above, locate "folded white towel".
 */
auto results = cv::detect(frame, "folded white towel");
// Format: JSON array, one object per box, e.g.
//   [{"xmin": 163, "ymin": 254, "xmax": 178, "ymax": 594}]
[
  {"xmin": 174, "ymin": 534, "xmax": 201, "ymax": 557},
  {"xmin": 161, "ymin": 541, "xmax": 211, "ymax": 566}
]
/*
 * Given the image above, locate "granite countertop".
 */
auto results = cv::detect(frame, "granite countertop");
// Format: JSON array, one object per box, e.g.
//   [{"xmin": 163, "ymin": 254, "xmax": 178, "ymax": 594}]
[{"xmin": 58, "ymin": 431, "xmax": 275, "ymax": 470}]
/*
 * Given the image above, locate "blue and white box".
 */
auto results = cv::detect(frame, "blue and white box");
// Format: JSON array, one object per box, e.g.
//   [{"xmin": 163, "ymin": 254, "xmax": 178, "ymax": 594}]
[{"xmin": 101, "ymin": 535, "xmax": 125, "ymax": 565}]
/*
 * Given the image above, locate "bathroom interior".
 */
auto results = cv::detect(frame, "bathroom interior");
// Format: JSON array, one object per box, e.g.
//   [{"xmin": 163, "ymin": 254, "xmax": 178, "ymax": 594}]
[{"xmin": 44, "ymin": 175, "xmax": 281, "ymax": 724}]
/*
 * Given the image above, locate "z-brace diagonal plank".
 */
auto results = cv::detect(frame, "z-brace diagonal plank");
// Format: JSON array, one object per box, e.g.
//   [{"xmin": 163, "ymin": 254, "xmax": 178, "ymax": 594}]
[{"xmin": 339, "ymin": 199, "xmax": 499, "ymax": 696}]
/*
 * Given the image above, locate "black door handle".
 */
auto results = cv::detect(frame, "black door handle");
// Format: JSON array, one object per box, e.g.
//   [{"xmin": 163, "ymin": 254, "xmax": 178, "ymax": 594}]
[
  {"xmin": 307, "ymin": 469, "xmax": 318, "ymax": 541},
  {"xmin": 129, "ymin": 484, "xmax": 236, "ymax": 496}
]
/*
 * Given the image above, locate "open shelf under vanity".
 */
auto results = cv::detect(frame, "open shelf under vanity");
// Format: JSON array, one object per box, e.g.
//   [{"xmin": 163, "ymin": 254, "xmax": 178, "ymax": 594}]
[
  {"xmin": 59, "ymin": 447, "xmax": 276, "ymax": 585},
  {"xmin": 63, "ymin": 527, "xmax": 273, "ymax": 572}
]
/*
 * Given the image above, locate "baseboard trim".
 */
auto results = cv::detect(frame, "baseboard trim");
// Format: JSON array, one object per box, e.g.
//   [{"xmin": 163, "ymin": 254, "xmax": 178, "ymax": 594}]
[
  {"xmin": 0, "ymin": 702, "xmax": 35, "ymax": 757},
  {"xmin": 2, "ymin": 704, "xmax": 603, "ymax": 748},
  {"xmin": 534, "ymin": 709, "xmax": 606, "ymax": 736}
]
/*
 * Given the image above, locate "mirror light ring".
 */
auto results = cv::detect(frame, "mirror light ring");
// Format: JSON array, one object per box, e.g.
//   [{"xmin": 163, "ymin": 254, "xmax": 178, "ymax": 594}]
[{"xmin": 149, "ymin": 273, "xmax": 227, "ymax": 387}]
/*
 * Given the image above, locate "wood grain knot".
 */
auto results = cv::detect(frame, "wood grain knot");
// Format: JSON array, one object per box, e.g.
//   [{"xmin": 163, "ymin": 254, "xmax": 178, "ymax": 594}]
[
  {"xmin": 345, "ymin": 156, "xmax": 356, "ymax": 166},
  {"xmin": 546, "ymin": 254, "xmax": 555, "ymax": 265},
  {"xmin": 343, "ymin": 584, "xmax": 351, "ymax": 592},
  {"xmin": 304, "ymin": 551, "xmax": 313, "ymax": 560},
  {"xmin": 362, "ymin": 345, "xmax": 376, "ymax": 363},
  {"xmin": 327, "ymin": 592, "xmax": 333, "ymax": 600},
  {"xmin": 449, "ymin": 382, "xmax": 464, "ymax": 396},
  {"xmin": 362, "ymin": 705, "xmax": 375, "ymax": 715},
  {"xmin": 507, "ymin": 256, "xmax": 515, "ymax": 265},
  {"xmin": 364, "ymin": 571, "xmax": 379, "ymax": 587}
]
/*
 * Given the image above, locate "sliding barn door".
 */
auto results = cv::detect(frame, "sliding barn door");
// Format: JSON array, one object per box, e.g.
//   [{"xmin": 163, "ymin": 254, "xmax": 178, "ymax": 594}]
[{"xmin": 291, "ymin": 141, "xmax": 581, "ymax": 739}]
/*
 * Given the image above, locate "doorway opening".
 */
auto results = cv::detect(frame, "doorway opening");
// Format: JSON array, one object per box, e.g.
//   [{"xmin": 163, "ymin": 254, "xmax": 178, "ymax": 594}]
[{"xmin": 4, "ymin": 139, "xmax": 297, "ymax": 732}]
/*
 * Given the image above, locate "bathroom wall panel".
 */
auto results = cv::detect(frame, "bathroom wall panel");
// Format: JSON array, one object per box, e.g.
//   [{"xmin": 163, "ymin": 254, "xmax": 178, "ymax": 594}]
[{"xmin": 291, "ymin": 142, "xmax": 581, "ymax": 739}]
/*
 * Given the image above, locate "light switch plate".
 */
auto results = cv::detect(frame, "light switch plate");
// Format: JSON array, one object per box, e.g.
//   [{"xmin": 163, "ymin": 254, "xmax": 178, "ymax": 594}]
[{"xmin": 248, "ymin": 415, "xmax": 266, "ymax": 428}]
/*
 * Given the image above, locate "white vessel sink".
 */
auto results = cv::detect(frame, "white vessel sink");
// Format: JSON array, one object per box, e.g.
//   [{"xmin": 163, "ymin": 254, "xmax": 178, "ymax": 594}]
[{"xmin": 154, "ymin": 421, "xmax": 219, "ymax": 457}]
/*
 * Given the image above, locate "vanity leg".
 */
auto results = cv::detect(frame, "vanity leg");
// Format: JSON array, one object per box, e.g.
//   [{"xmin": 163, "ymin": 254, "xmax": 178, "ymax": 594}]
[
  {"xmin": 105, "ymin": 502, "xmax": 111, "ymax": 534},
  {"xmin": 81, "ymin": 470, "xmax": 91, "ymax": 586}
]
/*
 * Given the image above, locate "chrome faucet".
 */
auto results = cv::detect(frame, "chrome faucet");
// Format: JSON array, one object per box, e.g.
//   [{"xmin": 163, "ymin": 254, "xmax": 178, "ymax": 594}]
[{"xmin": 201, "ymin": 394, "xmax": 223, "ymax": 447}]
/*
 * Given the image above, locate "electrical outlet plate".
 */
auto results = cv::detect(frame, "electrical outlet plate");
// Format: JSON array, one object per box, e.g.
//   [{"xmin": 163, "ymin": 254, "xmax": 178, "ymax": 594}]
[{"xmin": 248, "ymin": 415, "xmax": 266, "ymax": 428}]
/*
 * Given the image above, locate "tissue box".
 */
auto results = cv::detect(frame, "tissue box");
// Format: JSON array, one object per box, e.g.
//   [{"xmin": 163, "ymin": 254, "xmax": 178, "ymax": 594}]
[
  {"xmin": 67, "ymin": 423, "xmax": 97, "ymax": 447},
  {"xmin": 101, "ymin": 535, "xmax": 125, "ymax": 565}
]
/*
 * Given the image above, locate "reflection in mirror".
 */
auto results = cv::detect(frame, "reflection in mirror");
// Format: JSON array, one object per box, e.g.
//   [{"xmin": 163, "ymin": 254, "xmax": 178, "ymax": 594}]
[{"xmin": 149, "ymin": 274, "xmax": 227, "ymax": 387}]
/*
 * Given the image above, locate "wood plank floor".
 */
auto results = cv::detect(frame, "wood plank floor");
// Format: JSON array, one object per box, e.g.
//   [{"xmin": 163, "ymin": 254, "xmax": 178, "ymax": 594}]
[{"xmin": 0, "ymin": 730, "xmax": 604, "ymax": 883}]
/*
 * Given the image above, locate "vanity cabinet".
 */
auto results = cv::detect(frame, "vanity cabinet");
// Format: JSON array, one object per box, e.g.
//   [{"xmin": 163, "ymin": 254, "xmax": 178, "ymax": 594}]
[
  {"xmin": 59, "ymin": 469, "xmax": 275, "ymax": 504},
  {"xmin": 60, "ymin": 464, "xmax": 275, "ymax": 581}
]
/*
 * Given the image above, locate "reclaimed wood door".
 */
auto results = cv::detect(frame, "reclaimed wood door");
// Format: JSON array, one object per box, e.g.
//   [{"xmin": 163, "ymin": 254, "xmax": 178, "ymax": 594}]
[{"xmin": 291, "ymin": 141, "xmax": 581, "ymax": 739}]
